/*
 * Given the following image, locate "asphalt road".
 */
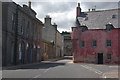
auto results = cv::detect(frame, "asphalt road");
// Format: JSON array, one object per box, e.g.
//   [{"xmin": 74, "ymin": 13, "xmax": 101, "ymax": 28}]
[{"xmin": 2, "ymin": 57, "xmax": 118, "ymax": 78}]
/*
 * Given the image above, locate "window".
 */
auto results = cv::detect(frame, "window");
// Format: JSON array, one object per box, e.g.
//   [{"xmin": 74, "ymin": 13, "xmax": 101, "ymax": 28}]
[
  {"xmin": 75, "ymin": 28, "xmax": 78, "ymax": 31},
  {"xmin": 84, "ymin": 17, "xmax": 88, "ymax": 21},
  {"xmin": 31, "ymin": 23, "xmax": 34, "ymax": 38},
  {"xmin": 21, "ymin": 18, "xmax": 25, "ymax": 34},
  {"xmin": 106, "ymin": 40, "xmax": 111, "ymax": 47},
  {"xmin": 12, "ymin": 13, "xmax": 16, "ymax": 31},
  {"xmin": 112, "ymin": 14, "xmax": 116, "ymax": 19},
  {"xmin": 21, "ymin": 25, "xmax": 23, "ymax": 34},
  {"xmin": 27, "ymin": 21, "xmax": 30, "ymax": 37},
  {"xmin": 35, "ymin": 26, "xmax": 37, "ymax": 40},
  {"xmin": 81, "ymin": 28, "xmax": 84, "ymax": 32},
  {"xmin": 107, "ymin": 28, "xmax": 111, "ymax": 32},
  {"xmin": 18, "ymin": 42, "xmax": 22, "ymax": 60},
  {"xmin": 92, "ymin": 40, "xmax": 97, "ymax": 47},
  {"xmin": 107, "ymin": 54, "xmax": 111, "ymax": 61},
  {"xmin": 80, "ymin": 40, "xmax": 85, "ymax": 48}
]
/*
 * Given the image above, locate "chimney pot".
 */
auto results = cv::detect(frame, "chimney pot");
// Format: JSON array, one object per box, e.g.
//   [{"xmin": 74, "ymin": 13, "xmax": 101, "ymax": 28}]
[
  {"xmin": 28, "ymin": 1, "xmax": 31, "ymax": 8},
  {"xmin": 88, "ymin": 9, "xmax": 90, "ymax": 12},
  {"xmin": 76, "ymin": 3, "xmax": 81, "ymax": 17},
  {"xmin": 45, "ymin": 15, "xmax": 51, "ymax": 25},
  {"xmin": 92, "ymin": 9, "xmax": 94, "ymax": 11}
]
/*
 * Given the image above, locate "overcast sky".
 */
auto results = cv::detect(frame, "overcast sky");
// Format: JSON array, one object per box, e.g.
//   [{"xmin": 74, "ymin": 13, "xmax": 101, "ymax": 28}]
[{"xmin": 13, "ymin": 0, "xmax": 119, "ymax": 33}]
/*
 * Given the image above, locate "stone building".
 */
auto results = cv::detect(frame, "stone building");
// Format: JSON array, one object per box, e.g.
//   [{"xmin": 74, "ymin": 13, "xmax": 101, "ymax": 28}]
[
  {"xmin": 61, "ymin": 32, "xmax": 72, "ymax": 56},
  {"xmin": 0, "ymin": 1, "xmax": 2, "ymax": 67},
  {"xmin": 42, "ymin": 16, "xmax": 64, "ymax": 60},
  {"xmin": 42, "ymin": 16, "xmax": 57, "ymax": 60},
  {"xmin": 71, "ymin": 3, "xmax": 120, "ymax": 64},
  {"xmin": 2, "ymin": 2, "xmax": 43, "ymax": 66},
  {"xmin": 56, "ymin": 30, "xmax": 64, "ymax": 58}
]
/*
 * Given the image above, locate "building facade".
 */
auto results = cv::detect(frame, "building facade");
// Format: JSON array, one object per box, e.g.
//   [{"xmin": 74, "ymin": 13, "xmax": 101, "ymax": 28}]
[
  {"xmin": 71, "ymin": 3, "xmax": 120, "ymax": 64},
  {"xmin": 42, "ymin": 16, "xmax": 64, "ymax": 60},
  {"xmin": 42, "ymin": 16, "xmax": 57, "ymax": 60},
  {"xmin": 72, "ymin": 25, "xmax": 120, "ymax": 64},
  {"xmin": 2, "ymin": 2, "xmax": 43, "ymax": 66},
  {"xmin": 61, "ymin": 32, "xmax": 72, "ymax": 56},
  {"xmin": 56, "ymin": 30, "xmax": 64, "ymax": 58}
]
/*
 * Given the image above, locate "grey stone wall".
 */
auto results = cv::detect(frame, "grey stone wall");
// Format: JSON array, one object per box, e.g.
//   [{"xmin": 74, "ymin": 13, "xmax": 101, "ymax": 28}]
[
  {"xmin": 2, "ymin": 2, "xmax": 43, "ymax": 66},
  {"xmin": 0, "ymin": 1, "xmax": 1, "ymax": 78},
  {"xmin": 42, "ymin": 16, "xmax": 57, "ymax": 58},
  {"xmin": 56, "ymin": 31, "xmax": 64, "ymax": 57},
  {"xmin": 42, "ymin": 19, "xmax": 56, "ymax": 43},
  {"xmin": 2, "ymin": 2, "xmax": 17, "ymax": 66}
]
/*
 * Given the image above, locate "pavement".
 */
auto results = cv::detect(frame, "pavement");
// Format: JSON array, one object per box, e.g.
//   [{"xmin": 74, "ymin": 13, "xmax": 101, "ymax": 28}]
[
  {"xmin": 102, "ymin": 70, "xmax": 118, "ymax": 78},
  {"xmin": 101, "ymin": 65, "xmax": 119, "ymax": 79},
  {"xmin": 2, "ymin": 56, "xmax": 119, "ymax": 79},
  {"xmin": 2, "ymin": 57, "xmax": 64, "ymax": 70}
]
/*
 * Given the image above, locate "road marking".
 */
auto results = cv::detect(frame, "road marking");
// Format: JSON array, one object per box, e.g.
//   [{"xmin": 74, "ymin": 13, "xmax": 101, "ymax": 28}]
[
  {"xmin": 33, "ymin": 74, "xmax": 41, "ymax": 78},
  {"xmin": 81, "ymin": 65, "xmax": 103, "ymax": 75},
  {"xmin": 44, "ymin": 68, "xmax": 51, "ymax": 73},
  {"xmin": 33, "ymin": 68, "xmax": 51, "ymax": 78},
  {"xmin": 109, "ymin": 66, "xmax": 118, "ymax": 68}
]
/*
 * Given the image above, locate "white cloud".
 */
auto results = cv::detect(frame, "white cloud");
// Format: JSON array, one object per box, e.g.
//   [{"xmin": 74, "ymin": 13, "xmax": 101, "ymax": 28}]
[
  {"xmin": 13, "ymin": 1, "xmax": 119, "ymax": 33},
  {"xmin": 12, "ymin": 0, "xmax": 120, "ymax": 2}
]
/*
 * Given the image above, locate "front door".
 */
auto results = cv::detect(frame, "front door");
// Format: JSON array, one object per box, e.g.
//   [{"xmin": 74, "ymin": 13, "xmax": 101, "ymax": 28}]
[{"xmin": 97, "ymin": 53, "xmax": 103, "ymax": 64}]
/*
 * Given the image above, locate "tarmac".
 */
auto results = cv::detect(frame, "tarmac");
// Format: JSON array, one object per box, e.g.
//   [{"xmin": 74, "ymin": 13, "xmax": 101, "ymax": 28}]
[{"xmin": 2, "ymin": 56, "xmax": 120, "ymax": 79}]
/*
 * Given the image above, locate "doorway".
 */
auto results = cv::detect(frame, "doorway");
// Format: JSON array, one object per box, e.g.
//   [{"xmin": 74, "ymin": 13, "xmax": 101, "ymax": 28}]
[{"xmin": 97, "ymin": 53, "xmax": 103, "ymax": 64}]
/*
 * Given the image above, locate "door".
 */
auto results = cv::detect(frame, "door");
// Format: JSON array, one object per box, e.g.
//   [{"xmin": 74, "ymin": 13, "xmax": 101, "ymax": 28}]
[
  {"xmin": 11, "ymin": 43, "xmax": 14, "ymax": 64},
  {"xmin": 97, "ymin": 53, "xmax": 103, "ymax": 64}
]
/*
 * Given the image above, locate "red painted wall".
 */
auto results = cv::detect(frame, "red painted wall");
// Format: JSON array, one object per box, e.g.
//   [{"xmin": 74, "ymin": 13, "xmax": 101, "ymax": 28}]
[{"xmin": 71, "ymin": 27, "xmax": 120, "ymax": 64}]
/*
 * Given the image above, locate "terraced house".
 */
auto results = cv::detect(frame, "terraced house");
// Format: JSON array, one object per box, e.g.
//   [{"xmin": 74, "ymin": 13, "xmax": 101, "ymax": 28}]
[
  {"xmin": 2, "ymin": 1, "xmax": 43, "ymax": 66},
  {"xmin": 42, "ymin": 16, "xmax": 64, "ymax": 60},
  {"xmin": 71, "ymin": 3, "xmax": 120, "ymax": 64}
]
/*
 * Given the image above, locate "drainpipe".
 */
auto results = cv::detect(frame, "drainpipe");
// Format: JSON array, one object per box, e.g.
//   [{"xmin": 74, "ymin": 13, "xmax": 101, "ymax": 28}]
[
  {"xmin": 55, "ymin": 30, "xmax": 57, "ymax": 58},
  {"xmin": 14, "ymin": 5, "xmax": 18, "ymax": 65}
]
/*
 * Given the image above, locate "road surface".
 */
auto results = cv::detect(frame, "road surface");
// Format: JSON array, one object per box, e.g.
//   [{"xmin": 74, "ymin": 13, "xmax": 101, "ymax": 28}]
[{"xmin": 2, "ymin": 57, "xmax": 118, "ymax": 79}]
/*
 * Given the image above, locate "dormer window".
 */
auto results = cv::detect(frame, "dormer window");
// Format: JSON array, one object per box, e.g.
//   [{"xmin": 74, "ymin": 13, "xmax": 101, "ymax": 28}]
[
  {"xmin": 106, "ymin": 23, "xmax": 114, "ymax": 32},
  {"xmin": 80, "ymin": 26, "xmax": 88, "ymax": 33},
  {"xmin": 81, "ymin": 28, "xmax": 84, "ymax": 32},
  {"xmin": 112, "ymin": 14, "xmax": 116, "ymax": 19},
  {"xmin": 75, "ymin": 28, "xmax": 78, "ymax": 32},
  {"xmin": 107, "ymin": 28, "xmax": 111, "ymax": 32},
  {"xmin": 84, "ymin": 17, "xmax": 88, "ymax": 21}
]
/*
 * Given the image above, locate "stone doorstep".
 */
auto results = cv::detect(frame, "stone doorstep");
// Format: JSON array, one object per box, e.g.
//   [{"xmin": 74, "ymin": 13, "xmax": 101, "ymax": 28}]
[{"xmin": 102, "ymin": 71, "xmax": 119, "ymax": 78}]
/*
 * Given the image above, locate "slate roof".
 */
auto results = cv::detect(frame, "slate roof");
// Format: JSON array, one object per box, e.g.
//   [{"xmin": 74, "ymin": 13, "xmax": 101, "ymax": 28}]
[{"xmin": 78, "ymin": 9, "xmax": 119, "ymax": 29}]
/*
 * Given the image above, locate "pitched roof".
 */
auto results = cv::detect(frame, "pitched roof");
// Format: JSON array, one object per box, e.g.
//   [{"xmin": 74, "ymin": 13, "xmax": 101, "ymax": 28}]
[{"xmin": 78, "ymin": 9, "xmax": 119, "ymax": 29}]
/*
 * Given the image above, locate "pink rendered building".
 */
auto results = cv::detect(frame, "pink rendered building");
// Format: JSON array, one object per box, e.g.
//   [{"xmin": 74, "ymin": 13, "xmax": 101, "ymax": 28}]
[{"xmin": 71, "ymin": 3, "xmax": 120, "ymax": 64}]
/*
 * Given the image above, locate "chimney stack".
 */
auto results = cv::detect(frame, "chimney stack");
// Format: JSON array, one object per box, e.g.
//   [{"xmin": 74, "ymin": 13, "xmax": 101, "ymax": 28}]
[
  {"xmin": 92, "ymin": 9, "xmax": 96, "ymax": 11},
  {"xmin": 53, "ymin": 23, "xmax": 57, "ymax": 30},
  {"xmin": 28, "ymin": 1, "xmax": 31, "ymax": 8},
  {"xmin": 92, "ymin": 6, "xmax": 96, "ymax": 11},
  {"xmin": 45, "ymin": 15, "xmax": 51, "ymax": 25},
  {"xmin": 76, "ymin": 3, "xmax": 81, "ymax": 17}
]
